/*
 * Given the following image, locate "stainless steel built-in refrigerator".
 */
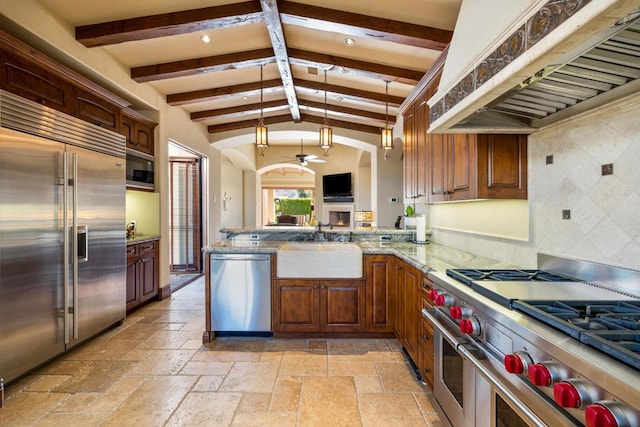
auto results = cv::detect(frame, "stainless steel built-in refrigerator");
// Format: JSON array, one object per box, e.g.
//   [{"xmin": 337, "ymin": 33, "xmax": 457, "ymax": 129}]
[{"xmin": 0, "ymin": 90, "xmax": 126, "ymax": 384}]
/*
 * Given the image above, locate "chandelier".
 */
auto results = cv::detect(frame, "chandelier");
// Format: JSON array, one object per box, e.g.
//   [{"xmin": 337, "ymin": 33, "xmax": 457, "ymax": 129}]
[
  {"xmin": 255, "ymin": 63, "xmax": 268, "ymax": 156},
  {"xmin": 319, "ymin": 69, "xmax": 333, "ymax": 156},
  {"xmin": 380, "ymin": 80, "xmax": 394, "ymax": 159}
]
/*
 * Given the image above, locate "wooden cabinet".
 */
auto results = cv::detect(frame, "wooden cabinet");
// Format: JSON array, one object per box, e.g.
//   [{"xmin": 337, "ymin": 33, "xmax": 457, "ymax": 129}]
[
  {"xmin": 0, "ymin": 31, "xmax": 129, "ymax": 132},
  {"xmin": 393, "ymin": 258, "xmax": 420, "ymax": 364},
  {"xmin": 403, "ymin": 92, "xmax": 434, "ymax": 205},
  {"xmin": 364, "ymin": 255, "xmax": 395, "ymax": 334},
  {"xmin": 0, "ymin": 51, "xmax": 74, "ymax": 115},
  {"xmin": 121, "ymin": 109, "xmax": 156, "ymax": 155},
  {"xmin": 126, "ymin": 240, "xmax": 159, "ymax": 312},
  {"xmin": 273, "ymin": 278, "xmax": 365, "ymax": 334},
  {"xmin": 73, "ymin": 87, "xmax": 121, "ymax": 133},
  {"xmin": 418, "ymin": 276, "xmax": 436, "ymax": 389},
  {"xmin": 428, "ymin": 133, "xmax": 527, "ymax": 202}
]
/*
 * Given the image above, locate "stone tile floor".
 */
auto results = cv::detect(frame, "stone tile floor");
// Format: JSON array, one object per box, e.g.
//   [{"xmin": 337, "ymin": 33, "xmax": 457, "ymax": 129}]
[{"xmin": 1, "ymin": 277, "xmax": 444, "ymax": 426}]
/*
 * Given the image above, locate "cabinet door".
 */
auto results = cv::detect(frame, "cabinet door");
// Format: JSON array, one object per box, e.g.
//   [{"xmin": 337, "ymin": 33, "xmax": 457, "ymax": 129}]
[
  {"xmin": 273, "ymin": 279, "xmax": 319, "ymax": 332},
  {"xmin": 0, "ymin": 51, "xmax": 74, "ymax": 115},
  {"xmin": 415, "ymin": 100, "xmax": 429, "ymax": 203},
  {"xmin": 418, "ymin": 340, "xmax": 435, "ymax": 389},
  {"xmin": 139, "ymin": 241, "xmax": 158, "ymax": 303},
  {"xmin": 394, "ymin": 261, "xmax": 405, "ymax": 340},
  {"xmin": 73, "ymin": 88, "xmax": 121, "ymax": 133},
  {"xmin": 476, "ymin": 134, "xmax": 527, "ymax": 199},
  {"xmin": 125, "ymin": 245, "xmax": 140, "ymax": 311},
  {"xmin": 448, "ymin": 133, "xmax": 477, "ymax": 201},
  {"xmin": 428, "ymin": 133, "xmax": 448, "ymax": 202},
  {"xmin": 321, "ymin": 280, "xmax": 365, "ymax": 333},
  {"xmin": 403, "ymin": 264, "xmax": 419, "ymax": 362},
  {"xmin": 403, "ymin": 109, "xmax": 416, "ymax": 203},
  {"xmin": 364, "ymin": 255, "xmax": 395, "ymax": 333},
  {"xmin": 133, "ymin": 121, "xmax": 154, "ymax": 155}
]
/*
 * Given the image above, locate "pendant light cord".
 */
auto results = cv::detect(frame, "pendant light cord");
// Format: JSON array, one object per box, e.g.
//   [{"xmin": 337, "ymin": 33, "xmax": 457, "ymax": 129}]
[
  {"xmin": 385, "ymin": 80, "xmax": 389, "ymax": 129},
  {"xmin": 324, "ymin": 69, "xmax": 328, "ymax": 124},
  {"xmin": 260, "ymin": 64, "xmax": 264, "ymax": 121}
]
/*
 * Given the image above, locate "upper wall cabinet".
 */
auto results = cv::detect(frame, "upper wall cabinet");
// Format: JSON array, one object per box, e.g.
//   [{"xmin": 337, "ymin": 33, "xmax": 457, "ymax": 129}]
[
  {"xmin": 402, "ymin": 52, "xmax": 527, "ymax": 203},
  {"xmin": 428, "ymin": 133, "xmax": 527, "ymax": 202},
  {"xmin": 121, "ymin": 108, "xmax": 156, "ymax": 156},
  {"xmin": 0, "ymin": 30, "xmax": 129, "ymax": 132}
]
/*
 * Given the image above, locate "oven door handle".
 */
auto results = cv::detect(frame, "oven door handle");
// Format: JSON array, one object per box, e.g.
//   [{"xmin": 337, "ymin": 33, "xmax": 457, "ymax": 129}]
[{"xmin": 457, "ymin": 343, "xmax": 547, "ymax": 427}]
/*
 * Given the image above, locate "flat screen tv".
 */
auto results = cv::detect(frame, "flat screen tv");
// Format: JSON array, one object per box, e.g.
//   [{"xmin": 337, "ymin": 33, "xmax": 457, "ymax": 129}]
[{"xmin": 322, "ymin": 172, "xmax": 352, "ymax": 197}]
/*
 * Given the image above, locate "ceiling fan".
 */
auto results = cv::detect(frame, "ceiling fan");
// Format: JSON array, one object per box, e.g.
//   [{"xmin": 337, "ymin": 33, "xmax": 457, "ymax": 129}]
[{"xmin": 285, "ymin": 139, "xmax": 326, "ymax": 166}]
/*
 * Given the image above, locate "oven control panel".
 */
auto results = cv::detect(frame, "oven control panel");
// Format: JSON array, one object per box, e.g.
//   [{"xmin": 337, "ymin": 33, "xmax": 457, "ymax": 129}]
[{"xmin": 502, "ymin": 350, "xmax": 640, "ymax": 427}]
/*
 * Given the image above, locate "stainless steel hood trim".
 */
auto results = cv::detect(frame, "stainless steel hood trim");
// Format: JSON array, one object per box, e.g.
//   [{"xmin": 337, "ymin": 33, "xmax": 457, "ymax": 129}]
[
  {"xmin": 0, "ymin": 90, "xmax": 125, "ymax": 158},
  {"xmin": 429, "ymin": 0, "xmax": 640, "ymax": 133}
]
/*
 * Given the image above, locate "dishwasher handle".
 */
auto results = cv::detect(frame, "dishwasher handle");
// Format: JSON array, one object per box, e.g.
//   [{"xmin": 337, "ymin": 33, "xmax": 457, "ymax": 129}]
[{"xmin": 211, "ymin": 254, "xmax": 270, "ymax": 261}]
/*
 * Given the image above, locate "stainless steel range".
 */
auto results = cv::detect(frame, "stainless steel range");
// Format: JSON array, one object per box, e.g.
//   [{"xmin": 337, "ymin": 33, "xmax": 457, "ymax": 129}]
[{"xmin": 424, "ymin": 255, "xmax": 640, "ymax": 427}]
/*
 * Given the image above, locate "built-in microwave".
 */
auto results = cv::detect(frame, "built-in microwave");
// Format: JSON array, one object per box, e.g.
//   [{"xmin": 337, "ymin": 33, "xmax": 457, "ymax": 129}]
[{"xmin": 126, "ymin": 149, "xmax": 154, "ymax": 190}]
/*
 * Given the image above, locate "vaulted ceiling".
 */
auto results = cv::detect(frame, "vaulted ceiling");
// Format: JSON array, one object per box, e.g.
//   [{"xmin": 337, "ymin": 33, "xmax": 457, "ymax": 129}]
[{"xmin": 38, "ymin": 0, "xmax": 461, "ymax": 139}]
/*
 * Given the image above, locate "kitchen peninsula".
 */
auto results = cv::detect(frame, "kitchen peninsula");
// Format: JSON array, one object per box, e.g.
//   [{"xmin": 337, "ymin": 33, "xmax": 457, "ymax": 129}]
[{"xmin": 203, "ymin": 229, "xmax": 515, "ymax": 392}]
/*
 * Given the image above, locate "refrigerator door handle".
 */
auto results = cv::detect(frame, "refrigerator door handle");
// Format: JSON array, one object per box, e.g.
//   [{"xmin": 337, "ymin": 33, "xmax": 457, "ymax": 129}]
[
  {"xmin": 63, "ymin": 152, "xmax": 70, "ymax": 345},
  {"xmin": 77, "ymin": 226, "xmax": 88, "ymax": 263},
  {"xmin": 72, "ymin": 152, "xmax": 79, "ymax": 340}
]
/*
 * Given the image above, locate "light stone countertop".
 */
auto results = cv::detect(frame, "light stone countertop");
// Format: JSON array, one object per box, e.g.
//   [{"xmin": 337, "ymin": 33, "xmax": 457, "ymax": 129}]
[{"xmin": 202, "ymin": 240, "xmax": 518, "ymax": 273}]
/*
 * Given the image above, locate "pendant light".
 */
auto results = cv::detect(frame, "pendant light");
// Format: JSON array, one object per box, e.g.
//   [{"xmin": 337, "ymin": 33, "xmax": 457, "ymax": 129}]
[
  {"xmin": 255, "ymin": 64, "xmax": 268, "ymax": 156},
  {"xmin": 381, "ymin": 80, "xmax": 394, "ymax": 159},
  {"xmin": 319, "ymin": 69, "xmax": 333, "ymax": 156}
]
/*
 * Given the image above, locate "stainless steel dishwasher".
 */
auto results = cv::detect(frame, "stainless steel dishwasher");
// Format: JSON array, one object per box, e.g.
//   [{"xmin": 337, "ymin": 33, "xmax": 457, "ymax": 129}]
[{"xmin": 210, "ymin": 253, "xmax": 271, "ymax": 335}]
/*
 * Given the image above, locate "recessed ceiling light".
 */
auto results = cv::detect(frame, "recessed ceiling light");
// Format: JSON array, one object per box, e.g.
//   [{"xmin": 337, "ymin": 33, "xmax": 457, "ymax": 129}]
[
  {"xmin": 336, "ymin": 96, "xmax": 344, "ymax": 102},
  {"xmin": 200, "ymin": 34, "xmax": 211, "ymax": 43},
  {"xmin": 242, "ymin": 96, "xmax": 248, "ymax": 100},
  {"xmin": 344, "ymin": 37, "xmax": 355, "ymax": 46}
]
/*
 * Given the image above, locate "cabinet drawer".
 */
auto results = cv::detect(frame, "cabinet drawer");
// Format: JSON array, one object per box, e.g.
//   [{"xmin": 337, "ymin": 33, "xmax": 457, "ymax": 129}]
[
  {"xmin": 418, "ymin": 343, "xmax": 434, "ymax": 388},
  {"xmin": 420, "ymin": 317, "xmax": 434, "ymax": 351},
  {"xmin": 139, "ymin": 241, "xmax": 156, "ymax": 256},
  {"xmin": 420, "ymin": 277, "xmax": 435, "ymax": 308},
  {"xmin": 126, "ymin": 243, "xmax": 139, "ymax": 260}
]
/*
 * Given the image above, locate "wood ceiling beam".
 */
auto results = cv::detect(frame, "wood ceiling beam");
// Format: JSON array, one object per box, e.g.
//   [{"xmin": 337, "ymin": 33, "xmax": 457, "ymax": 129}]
[
  {"xmin": 131, "ymin": 48, "xmax": 275, "ymax": 83},
  {"xmin": 208, "ymin": 113, "xmax": 293, "ymax": 133},
  {"xmin": 300, "ymin": 114, "xmax": 381, "ymax": 134},
  {"xmin": 206, "ymin": 112, "xmax": 382, "ymax": 134},
  {"xmin": 295, "ymin": 78, "xmax": 404, "ymax": 106},
  {"xmin": 75, "ymin": 1, "xmax": 264, "ymax": 47},
  {"xmin": 167, "ymin": 78, "xmax": 283, "ymax": 106},
  {"xmin": 288, "ymin": 48, "xmax": 423, "ymax": 85},
  {"xmin": 279, "ymin": 1, "xmax": 452, "ymax": 50},
  {"xmin": 260, "ymin": 0, "xmax": 300, "ymax": 121},
  {"xmin": 191, "ymin": 99, "xmax": 289, "ymax": 121},
  {"xmin": 299, "ymin": 100, "xmax": 394, "ymax": 124}
]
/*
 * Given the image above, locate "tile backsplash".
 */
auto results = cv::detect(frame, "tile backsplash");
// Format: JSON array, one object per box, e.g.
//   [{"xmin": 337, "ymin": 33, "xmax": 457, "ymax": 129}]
[{"xmin": 431, "ymin": 94, "xmax": 640, "ymax": 271}]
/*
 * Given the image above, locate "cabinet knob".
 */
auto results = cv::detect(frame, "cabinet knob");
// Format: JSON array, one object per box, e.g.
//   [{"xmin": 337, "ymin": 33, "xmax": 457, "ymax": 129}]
[
  {"xmin": 321, "ymin": 285, "xmax": 326, "ymax": 289},
  {"xmin": 423, "ymin": 334, "xmax": 430, "ymax": 340},
  {"xmin": 314, "ymin": 285, "xmax": 319, "ymax": 289},
  {"xmin": 423, "ymin": 368, "xmax": 430, "ymax": 373}
]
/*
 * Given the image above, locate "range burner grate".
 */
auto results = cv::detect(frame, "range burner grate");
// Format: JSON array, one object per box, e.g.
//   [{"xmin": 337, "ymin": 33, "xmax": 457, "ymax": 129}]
[
  {"xmin": 513, "ymin": 300, "xmax": 640, "ymax": 369},
  {"xmin": 446, "ymin": 269, "xmax": 575, "ymax": 286}
]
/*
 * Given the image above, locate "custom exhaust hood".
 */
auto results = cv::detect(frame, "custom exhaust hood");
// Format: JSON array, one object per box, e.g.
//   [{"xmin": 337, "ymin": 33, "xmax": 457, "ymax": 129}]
[{"xmin": 428, "ymin": 1, "xmax": 640, "ymax": 134}]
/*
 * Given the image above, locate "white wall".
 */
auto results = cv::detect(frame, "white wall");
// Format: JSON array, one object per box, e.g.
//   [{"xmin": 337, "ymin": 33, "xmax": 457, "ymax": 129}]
[
  {"xmin": 220, "ymin": 158, "xmax": 244, "ymax": 228},
  {"xmin": 429, "ymin": 93, "xmax": 640, "ymax": 272}
]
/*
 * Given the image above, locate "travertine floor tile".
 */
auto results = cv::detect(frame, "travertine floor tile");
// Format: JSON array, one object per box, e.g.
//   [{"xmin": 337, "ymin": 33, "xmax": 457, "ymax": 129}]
[
  {"xmin": 299, "ymin": 376, "xmax": 360, "ymax": 427},
  {"xmin": 53, "ymin": 361, "xmax": 133, "ymax": 393},
  {"xmin": 219, "ymin": 361, "xmax": 280, "ymax": 393},
  {"xmin": 359, "ymin": 393, "xmax": 427, "ymax": 426},
  {"xmin": 127, "ymin": 349, "xmax": 196, "ymax": 375},
  {"xmin": 238, "ymin": 392, "xmax": 271, "ymax": 412},
  {"xmin": 270, "ymin": 377, "xmax": 302, "ymax": 412},
  {"xmin": 165, "ymin": 391, "xmax": 242, "ymax": 427},
  {"xmin": 180, "ymin": 360, "xmax": 233, "ymax": 376},
  {"xmin": 329, "ymin": 360, "xmax": 377, "ymax": 376},
  {"xmin": 376, "ymin": 361, "xmax": 425, "ymax": 393},
  {"xmin": 87, "ymin": 375, "xmax": 146, "ymax": 412},
  {"xmin": 279, "ymin": 353, "xmax": 328, "ymax": 376},
  {"xmin": 63, "ymin": 338, "xmax": 141, "ymax": 361},
  {"xmin": 25, "ymin": 375, "xmax": 70, "ymax": 392},
  {"xmin": 137, "ymin": 329, "xmax": 199, "ymax": 350},
  {"xmin": 0, "ymin": 392, "xmax": 69, "ymax": 426},
  {"xmin": 192, "ymin": 375, "xmax": 224, "ymax": 392},
  {"xmin": 354, "ymin": 375, "xmax": 383, "ymax": 393},
  {"xmin": 32, "ymin": 412, "xmax": 108, "ymax": 427},
  {"xmin": 101, "ymin": 375, "xmax": 196, "ymax": 427},
  {"xmin": 231, "ymin": 412, "xmax": 298, "ymax": 427}
]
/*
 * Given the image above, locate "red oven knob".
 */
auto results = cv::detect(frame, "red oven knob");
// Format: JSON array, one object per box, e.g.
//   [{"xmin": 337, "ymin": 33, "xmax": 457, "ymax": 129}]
[
  {"xmin": 585, "ymin": 401, "xmax": 630, "ymax": 427},
  {"xmin": 504, "ymin": 351, "xmax": 532, "ymax": 375},
  {"xmin": 434, "ymin": 294, "xmax": 453, "ymax": 307},
  {"xmin": 528, "ymin": 362, "xmax": 565, "ymax": 387},
  {"xmin": 450, "ymin": 306, "xmax": 462, "ymax": 319},
  {"xmin": 528, "ymin": 363, "xmax": 552, "ymax": 386},
  {"xmin": 428, "ymin": 289, "xmax": 439, "ymax": 301},
  {"xmin": 554, "ymin": 380, "xmax": 597, "ymax": 409},
  {"xmin": 459, "ymin": 318, "xmax": 481, "ymax": 336}
]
